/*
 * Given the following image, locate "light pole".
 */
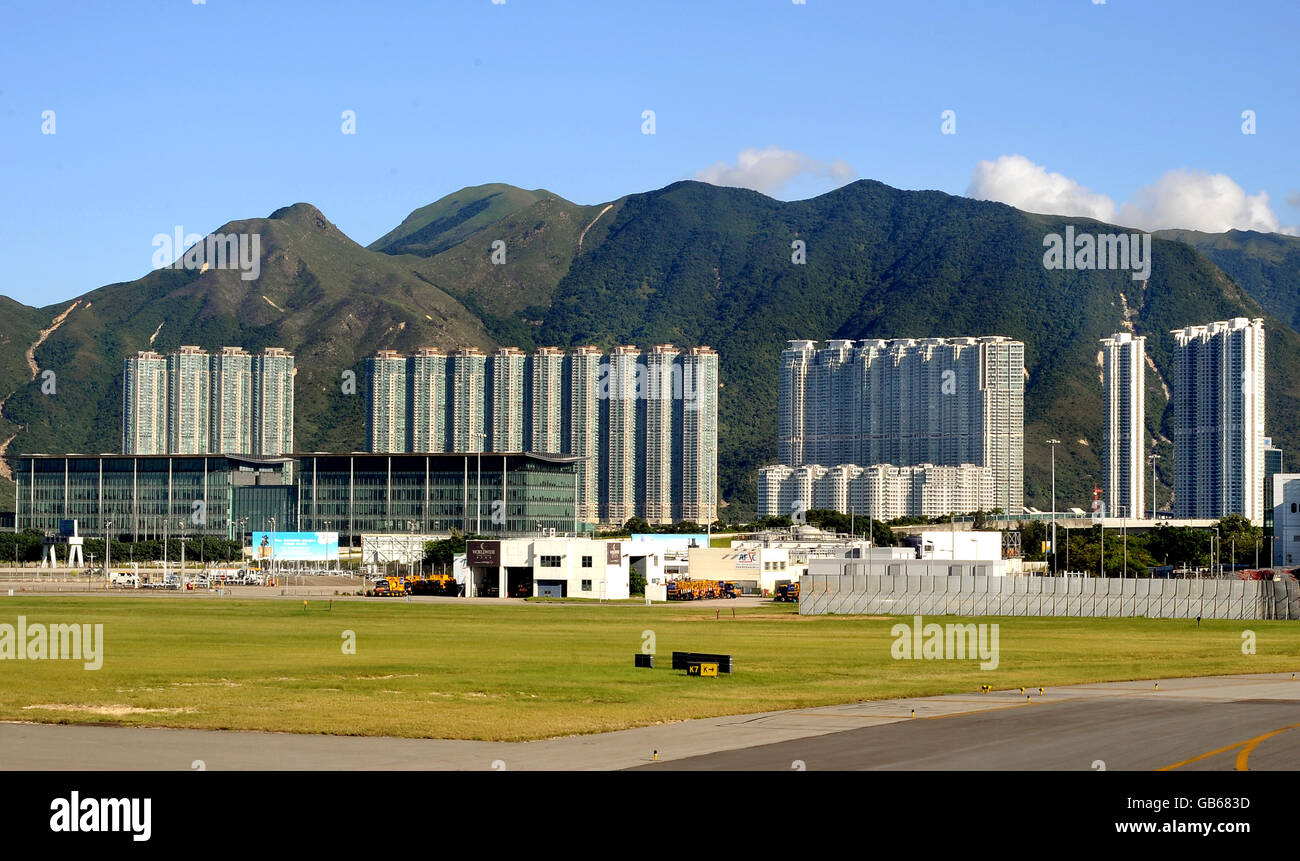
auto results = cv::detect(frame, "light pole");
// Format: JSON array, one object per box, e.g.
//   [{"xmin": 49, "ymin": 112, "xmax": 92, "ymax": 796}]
[
  {"xmin": 269, "ymin": 515, "xmax": 276, "ymax": 581},
  {"xmin": 1211, "ymin": 527, "xmax": 1219, "ymax": 577},
  {"xmin": 1149, "ymin": 453, "xmax": 1161, "ymax": 520},
  {"xmin": 105, "ymin": 519, "xmax": 113, "ymax": 578},
  {"xmin": 475, "ymin": 432, "xmax": 486, "ymax": 535},
  {"xmin": 1047, "ymin": 439, "xmax": 1060, "ymax": 574}
]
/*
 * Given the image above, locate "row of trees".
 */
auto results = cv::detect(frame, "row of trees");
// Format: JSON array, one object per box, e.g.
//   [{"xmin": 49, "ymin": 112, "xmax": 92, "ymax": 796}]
[
  {"xmin": 0, "ymin": 530, "xmax": 243, "ymax": 565},
  {"xmin": 1016, "ymin": 515, "xmax": 1269, "ymax": 576}
]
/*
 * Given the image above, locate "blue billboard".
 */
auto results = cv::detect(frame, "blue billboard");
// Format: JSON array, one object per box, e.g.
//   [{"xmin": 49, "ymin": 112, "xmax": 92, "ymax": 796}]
[{"xmin": 251, "ymin": 531, "xmax": 339, "ymax": 561}]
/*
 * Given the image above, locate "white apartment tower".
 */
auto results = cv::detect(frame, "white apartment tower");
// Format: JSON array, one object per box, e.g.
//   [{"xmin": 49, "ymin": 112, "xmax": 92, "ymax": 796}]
[
  {"xmin": 1171, "ymin": 318, "xmax": 1266, "ymax": 524},
  {"xmin": 366, "ymin": 350, "xmax": 407, "ymax": 453},
  {"xmin": 643, "ymin": 344, "xmax": 679, "ymax": 524},
  {"xmin": 681, "ymin": 346, "xmax": 719, "ymax": 524},
  {"xmin": 408, "ymin": 348, "xmax": 448, "ymax": 453},
  {"xmin": 567, "ymin": 346, "xmax": 602, "ymax": 523},
  {"xmin": 167, "ymin": 346, "xmax": 210, "ymax": 454},
  {"xmin": 122, "ymin": 351, "xmax": 168, "ymax": 455},
  {"xmin": 489, "ymin": 347, "xmax": 526, "ymax": 452},
  {"xmin": 530, "ymin": 347, "xmax": 565, "ymax": 454},
  {"xmin": 209, "ymin": 347, "xmax": 252, "ymax": 454},
  {"xmin": 449, "ymin": 347, "xmax": 487, "ymax": 453},
  {"xmin": 602, "ymin": 345, "xmax": 640, "ymax": 524},
  {"xmin": 778, "ymin": 340, "xmax": 816, "ymax": 466},
  {"xmin": 1101, "ymin": 333, "xmax": 1146, "ymax": 519},
  {"xmin": 251, "ymin": 347, "xmax": 294, "ymax": 457},
  {"xmin": 774, "ymin": 336, "xmax": 1024, "ymax": 516}
]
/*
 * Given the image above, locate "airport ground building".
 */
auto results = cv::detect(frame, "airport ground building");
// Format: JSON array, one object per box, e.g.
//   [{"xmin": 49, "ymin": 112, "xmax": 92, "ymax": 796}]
[
  {"xmin": 14, "ymin": 452, "xmax": 582, "ymax": 543},
  {"xmin": 460, "ymin": 535, "xmax": 667, "ymax": 599}
]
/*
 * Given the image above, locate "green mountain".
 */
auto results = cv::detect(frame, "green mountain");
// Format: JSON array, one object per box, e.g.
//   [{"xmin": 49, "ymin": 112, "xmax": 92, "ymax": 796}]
[
  {"xmin": 3, "ymin": 180, "xmax": 1300, "ymax": 521},
  {"xmin": 1156, "ymin": 228, "xmax": 1300, "ymax": 331}
]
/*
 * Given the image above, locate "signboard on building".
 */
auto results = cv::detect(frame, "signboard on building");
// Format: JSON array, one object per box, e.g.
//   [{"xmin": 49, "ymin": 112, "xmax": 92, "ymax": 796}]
[
  {"xmin": 733, "ymin": 550, "xmax": 759, "ymax": 569},
  {"xmin": 606, "ymin": 542, "xmax": 622, "ymax": 565},
  {"xmin": 251, "ymin": 531, "xmax": 339, "ymax": 561},
  {"xmin": 466, "ymin": 539, "xmax": 501, "ymax": 567}
]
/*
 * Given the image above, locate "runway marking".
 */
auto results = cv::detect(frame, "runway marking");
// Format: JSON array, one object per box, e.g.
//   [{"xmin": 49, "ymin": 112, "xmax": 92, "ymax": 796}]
[
  {"xmin": 1234, "ymin": 724, "xmax": 1300, "ymax": 772},
  {"xmin": 1158, "ymin": 722, "xmax": 1300, "ymax": 771}
]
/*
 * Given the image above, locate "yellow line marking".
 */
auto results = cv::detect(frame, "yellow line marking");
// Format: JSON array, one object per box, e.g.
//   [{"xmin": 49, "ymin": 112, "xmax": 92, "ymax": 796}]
[
  {"xmin": 1159, "ymin": 722, "xmax": 1300, "ymax": 771},
  {"xmin": 1234, "ymin": 724, "xmax": 1300, "ymax": 772}
]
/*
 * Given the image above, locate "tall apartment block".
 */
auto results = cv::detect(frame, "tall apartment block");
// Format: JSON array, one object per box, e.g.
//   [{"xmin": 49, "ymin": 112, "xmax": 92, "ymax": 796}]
[
  {"xmin": 209, "ymin": 347, "xmax": 252, "ymax": 454},
  {"xmin": 643, "ymin": 344, "xmax": 679, "ymax": 524},
  {"xmin": 362, "ymin": 344, "xmax": 721, "ymax": 526},
  {"xmin": 601, "ymin": 345, "xmax": 640, "ymax": 524},
  {"xmin": 409, "ymin": 348, "xmax": 448, "ymax": 453},
  {"xmin": 450, "ymin": 348, "xmax": 487, "ymax": 453},
  {"xmin": 681, "ymin": 346, "xmax": 719, "ymax": 524},
  {"xmin": 1100, "ymin": 333, "xmax": 1146, "ymax": 519},
  {"xmin": 123, "ymin": 346, "xmax": 293, "ymax": 457},
  {"xmin": 530, "ymin": 347, "xmax": 565, "ymax": 454},
  {"xmin": 167, "ymin": 346, "xmax": 210, "ymax": 454},
  {"xmin": 122, "ymin": 351, "xmax": 168, "ymax": 454},
  {"xmin": 778, "ymin": 340, "xmax": 816, "ymax": 466},
  {"xmin": 251, "ymin": 348, "xmax": 294, "ymax": 456},
  {"xmin": 1171, "ymin": 317, "xmax": 1266, "ymax": 524},
  {"xmin": 488, "ymin": 347, "xmax": 526, "ymax": 452},
  {"xmin": 568, "ymin": 346, "xmax": 603, "ymax": 523},
  {"xmin": 365, "ymin": 350, "xmax": 407, "ymax": 454},
  {"xmin": 775, "ymin": 336, "xmax": 1024, "ymax": 515}
]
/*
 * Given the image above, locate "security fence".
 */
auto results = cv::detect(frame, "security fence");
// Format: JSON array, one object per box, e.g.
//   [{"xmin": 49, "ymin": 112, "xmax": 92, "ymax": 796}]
[{"xmin": 798, "ymin": 572, "xmax": 1300, "ymax": 620}]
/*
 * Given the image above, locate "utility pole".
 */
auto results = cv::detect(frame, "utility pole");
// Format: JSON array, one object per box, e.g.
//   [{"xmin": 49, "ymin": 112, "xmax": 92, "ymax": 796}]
[
  {"xmin": 1149, "ymin": 453, "xmax": 1161, "ymax": 520},
  {"xmin": 1047, "ymin": 439, "xmax": 1060, "ymax": 574}
]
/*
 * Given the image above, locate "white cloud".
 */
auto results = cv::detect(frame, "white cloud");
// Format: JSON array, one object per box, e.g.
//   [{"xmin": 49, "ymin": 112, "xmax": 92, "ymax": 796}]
[
  {"xmin": 969, "ymin": 154, "xmax": 1298, "ymax": 235},
  {"xmin": 696, "ymin": 147, "xmax": 853, "ymax": 196},
  {"xmin": 1285, "ymin": 191, "xmax": 1300, "ymax": 209},
  {"xmin": 968, "ymin": 155, "xmax": 1116, "ymax": 221},
  {"xmin": 1119, "ymin": 170, "xmax": 1285, "ymax": 234}
]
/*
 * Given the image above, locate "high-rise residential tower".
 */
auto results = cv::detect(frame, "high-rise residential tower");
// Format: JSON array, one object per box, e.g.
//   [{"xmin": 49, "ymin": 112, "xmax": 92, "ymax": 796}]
[
  {"xmin": 449, "ymin": 347, "xmax": 487, "ymax": 453},
  {"xmin": 251, "ymin": 348, "xmax": 295, "ymax": 457},
  {"xmin": 209, "ymin": 347, "xmax": 253, "ymax": 454},
  {"xmin": 1100, "ymin": 333, "xmax": 1146, "ymax": 519},
  {"xmin": 602, "ymin": 345, "xmax": 640, "ymax": 524},
  {"xmin": 1171, "ymin": 317, "xmax": 1266, "ymax": 524},
  {"xmin": 167, "ymin": 346, "xmax": 210, "ymax": 454},
  {"xmin": 643, "ymin": 344, "xmax": 679, "ymax": 525},
  {"xmin": 408, "ymin": 348, "xmax": 448, "ymax": 453},
  {"xmin": 530, "ymin": 347, "xmax": 565, "ymax": 454},
  {"xmin": 122, "ymin": 351, "xmax": 168, "ymax": 455},
  {"xmin": 774, "ymin": 335, "xmax": 1024, "ymax": 516},
  {"xmin": 567, "ymin": 346, "xmax": 602, "ymax": 523},
  {"xmin": 681, "ymin": 346, "xmax": 719, "ymax": 524},
  {"xmin": 366, "ymin": 350, "xmax": 407, "ymax": 453},
  {"xmin": 778, "ymin": 340, "xmax": 816, "ymax": 467},
  {"xmin": 489, "ymin": 347, "xmax": 526, "ymax": 452}
]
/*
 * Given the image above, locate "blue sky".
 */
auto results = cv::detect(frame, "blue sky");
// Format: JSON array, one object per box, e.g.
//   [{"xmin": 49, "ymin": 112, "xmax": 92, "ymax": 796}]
[{"xmin": 2, "ymin": 0, "xmax": 1297, "ymax": 307}]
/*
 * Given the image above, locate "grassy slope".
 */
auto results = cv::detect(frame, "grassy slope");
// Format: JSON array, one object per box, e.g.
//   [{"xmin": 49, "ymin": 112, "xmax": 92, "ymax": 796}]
[
  {"xmin": 368, "ymin": 183, "xmax": 552, "ymax": 257},
  {"xmin": 0, "ymin": 597, "xmax": 1295, "ymax": 741},
  {"xmin": 1158, "ymin": 228, "xmax": 1300, "ymax": 331},
  {"xmin": 2, "ymin": 204, "xmax": 496, "ymax": 458}
]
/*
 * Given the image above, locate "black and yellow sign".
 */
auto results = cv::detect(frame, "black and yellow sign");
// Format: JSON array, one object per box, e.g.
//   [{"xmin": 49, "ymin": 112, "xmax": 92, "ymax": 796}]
[{"xmin": 686, "ymin": 662, "xmax": 719, "ymax": 677}]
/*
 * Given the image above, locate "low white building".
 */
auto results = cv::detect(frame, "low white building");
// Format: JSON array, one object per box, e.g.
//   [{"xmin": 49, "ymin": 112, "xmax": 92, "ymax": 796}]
[
  {"xmin": 1273, "ymin": 475, "xmax": 1300, "ymax": 567},
  {"xmin": 464, "ymin": 536, "xmax": 663, "ymax": 599}
]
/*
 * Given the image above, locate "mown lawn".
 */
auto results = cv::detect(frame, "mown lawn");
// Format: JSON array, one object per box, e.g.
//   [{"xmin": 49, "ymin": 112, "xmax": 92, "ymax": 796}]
[{"xmin": 0, "ymin": 596, "xmax": 1295, "ymax": 740}]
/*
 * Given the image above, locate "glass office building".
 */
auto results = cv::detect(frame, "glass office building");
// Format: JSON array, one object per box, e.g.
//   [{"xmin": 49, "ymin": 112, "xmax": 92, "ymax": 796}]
[
  {"xmin": 294, "ymin": 452, "xmax": 581, "ymax": 539},
  {"xmin": 15, "ymin": 454, "xmax": 295, "ymax": 540},
  {"xmin": 16, "ymin": 451, "xmax": 580, "ymax": 544}
]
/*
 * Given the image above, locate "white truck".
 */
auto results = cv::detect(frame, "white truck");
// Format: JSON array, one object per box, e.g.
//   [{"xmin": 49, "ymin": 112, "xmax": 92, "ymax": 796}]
[{"xmin": 108, "ymin": 570, "xmax": 140, "ymax": 589}]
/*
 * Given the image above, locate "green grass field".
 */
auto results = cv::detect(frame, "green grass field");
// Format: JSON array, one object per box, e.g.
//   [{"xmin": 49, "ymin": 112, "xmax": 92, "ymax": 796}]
[{"xmin": 0, "ymin": 597, "xmax": 1296, "ymax": 741}]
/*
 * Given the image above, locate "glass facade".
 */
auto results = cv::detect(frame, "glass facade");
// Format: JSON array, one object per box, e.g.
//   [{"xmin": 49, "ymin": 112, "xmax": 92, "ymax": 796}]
[
  {"xmin": 15, "ymin": 455, "xmax": 293, "ymax": 539},
  {"xmin": 295, "ymin": 453, "xmax": 579, "ymax": 540},
  {"xmin": 16, "ymin": 453, "xmax": 577, "ymax": 542}
]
